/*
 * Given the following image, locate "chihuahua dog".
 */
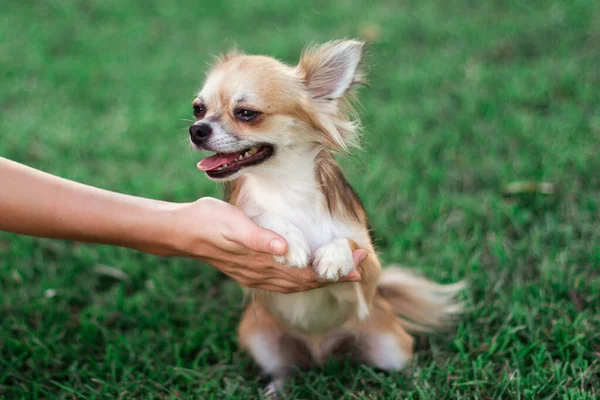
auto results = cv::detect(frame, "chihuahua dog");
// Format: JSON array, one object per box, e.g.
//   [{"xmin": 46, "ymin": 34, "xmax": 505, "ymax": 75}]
[{"xmin": 189, "ymin": 40, "xmax": 463, "ymax": 392}]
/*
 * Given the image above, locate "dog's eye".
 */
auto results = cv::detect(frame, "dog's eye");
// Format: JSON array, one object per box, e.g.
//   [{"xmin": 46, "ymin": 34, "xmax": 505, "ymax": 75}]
[
  {"xmin": 235, "ymin": 109, "xmax": 260, "ymax": 122},
  {"xmin": 193, "ymin": 104, "xmax": 206, "ymax": 119}
]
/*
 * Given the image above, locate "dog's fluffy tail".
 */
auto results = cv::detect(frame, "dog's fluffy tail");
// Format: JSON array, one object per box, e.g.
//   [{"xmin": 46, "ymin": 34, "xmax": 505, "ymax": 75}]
[{"xmin": 377, "ymin": 265, "xmax": 465, "ymax": 332}]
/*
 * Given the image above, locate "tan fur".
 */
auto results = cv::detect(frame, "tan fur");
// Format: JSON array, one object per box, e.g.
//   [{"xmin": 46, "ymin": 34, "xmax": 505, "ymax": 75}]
[
  {"xmin": 199, "ymin": 55, "xmax": 309, "ymax": 140},
  {"xmin": 200, "ymin": 45, "xmax": 362, "ymax": 151},
  {"xmin": 192, "ymin": 40, "xmax": 464, "ymax": 389},
  {"xmin": 378, "ymin": 266, "xmax": 465, "ymax": 332},
  {"xmin": 223, "ymin": 178, "xmax": 244, "ymax": 205},
  {"xmin": 238, "ymin": 255, "xmax": 419, "ymax": 372},
  {"xmin": 315, "ymin": 149, "xmax": 367, "ymax": 223},
  {"xmin": 296, "ymin": 40, "xmax": 364, "ymax": 150}
]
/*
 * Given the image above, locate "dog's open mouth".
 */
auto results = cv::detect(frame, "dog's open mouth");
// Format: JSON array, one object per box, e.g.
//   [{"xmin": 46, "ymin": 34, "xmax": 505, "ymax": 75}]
[{"xmin": 196, "ymin": 144, "xmax": 275, "ymax": 179}]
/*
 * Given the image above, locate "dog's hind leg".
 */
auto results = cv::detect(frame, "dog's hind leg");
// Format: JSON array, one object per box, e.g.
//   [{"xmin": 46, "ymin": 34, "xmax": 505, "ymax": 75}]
[
  {"xmin": 354, "ymin": 294, "xmax": 414, "ymax": 371},
  {"xmin": 238, "ymin": 302, "xmax": 311, "ymax": 396}
]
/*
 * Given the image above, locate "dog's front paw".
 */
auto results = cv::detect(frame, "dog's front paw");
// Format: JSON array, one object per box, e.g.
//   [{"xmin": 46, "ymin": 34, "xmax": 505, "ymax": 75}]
[
  {"xmin": 313, "ymin": 239, "xmax": 355, "ymax": 281},
  {"xmin": 273, "ymin": 230, "xmax": 310, "ymax": 268},
  {"xmin": 252, "ymin": 212, "xmax": 310, "ymax": 269}
]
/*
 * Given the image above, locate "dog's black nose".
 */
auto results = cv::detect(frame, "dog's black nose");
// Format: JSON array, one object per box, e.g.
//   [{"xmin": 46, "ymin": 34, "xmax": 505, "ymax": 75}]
[{"xmin": 189, "ymin": 123, "xmax": 212, "ymax": 144}]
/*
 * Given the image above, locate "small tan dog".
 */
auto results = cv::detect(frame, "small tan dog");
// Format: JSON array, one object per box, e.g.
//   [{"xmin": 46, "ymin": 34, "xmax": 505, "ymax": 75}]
[{"xmin": 189, "ymin": 40, "xmax": 463, "ymax": 393}]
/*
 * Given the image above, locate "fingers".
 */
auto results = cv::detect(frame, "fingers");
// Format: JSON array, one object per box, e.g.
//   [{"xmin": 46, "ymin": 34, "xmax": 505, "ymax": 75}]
[
  {"xmin": 226, "ymin": 214, "xmax": 288, "ymax": 256},
  {"xmin": 277, "ymin": 265, "xmax": 324, "ymax": 283},
  {"xmin": 325, "ymin": 249, "xmax": 367, "ymax": 283},
  {"xmin": 208, "ymin": 256, "xmax": 318, "ymax": 293},
  {"xmin": 248, "ymin": 249, "xmax": 368, "ymax": 291},
  {"xmin": 229, "ymin": 268, "xmax": 319, "ymax": 293},
  {"xmin": 335, "ymin": 249, "xmax": 368, "ymax": 282},
  {"xmin": 339, "ymin": 269, "xmax": 361, "ymax": 281},
  {"xmin": 256, "ymin": 277, "xmax": 321, "ymax": 293},
  {"xmin": 232, "ymin": 263, "xmax": 326, "ymax": 293},
  {"xmin": 352, "ymin": 249, "xmax": 368, "ymax": 266},
  {"xmin": 207, "ymin": 247, "xmax": 370, "ymax": 294},
  {"xmin": 247, "ymin": 283, "xmax": 300, "ymax": 293}
]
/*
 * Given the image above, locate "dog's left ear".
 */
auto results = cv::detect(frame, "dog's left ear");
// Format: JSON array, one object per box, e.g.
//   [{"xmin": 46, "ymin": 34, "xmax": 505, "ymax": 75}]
[{"xmin": 297, "ymin": 40, "xmax": 364, "ymax": 100}]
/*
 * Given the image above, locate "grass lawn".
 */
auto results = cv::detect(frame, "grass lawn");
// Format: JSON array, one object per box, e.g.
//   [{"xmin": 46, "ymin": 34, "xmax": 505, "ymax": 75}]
[{"xmin": 1, "ymin": 0, "xmax": 600, "ymax": 398}]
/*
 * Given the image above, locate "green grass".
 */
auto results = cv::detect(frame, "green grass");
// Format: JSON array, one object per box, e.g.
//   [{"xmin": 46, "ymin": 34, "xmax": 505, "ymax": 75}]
[{"xmin": 1, "ymin": 0, "xmax": 600, "ymax": 398}]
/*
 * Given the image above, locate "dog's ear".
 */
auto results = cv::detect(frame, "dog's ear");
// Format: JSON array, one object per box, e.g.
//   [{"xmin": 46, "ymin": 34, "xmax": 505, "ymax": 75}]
[{"xmin": 297, "ymin": 40, "xmax": 364, "ymax": 100}]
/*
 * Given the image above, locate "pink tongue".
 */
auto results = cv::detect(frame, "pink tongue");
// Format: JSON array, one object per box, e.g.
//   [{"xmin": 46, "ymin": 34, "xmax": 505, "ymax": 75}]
[{"xmin": 197, "ymin": 152, "xmax": 240, "ymax": 171}]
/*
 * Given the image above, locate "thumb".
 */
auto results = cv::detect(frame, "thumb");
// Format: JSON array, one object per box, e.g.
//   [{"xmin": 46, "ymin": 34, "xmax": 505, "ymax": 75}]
[{"xmin": 240, "ymin": 221, "xmax": 288, "ymax": 256}]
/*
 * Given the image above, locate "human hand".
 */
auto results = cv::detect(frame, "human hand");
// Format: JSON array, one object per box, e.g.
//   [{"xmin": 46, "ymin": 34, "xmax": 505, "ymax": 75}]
[
  {"xmin": 0, "ymin": 157, "xmax": 365, "ymax": 289},
  {"xmin": 160, "ymin": 198, "xmax": 367, "ymax": 293}
]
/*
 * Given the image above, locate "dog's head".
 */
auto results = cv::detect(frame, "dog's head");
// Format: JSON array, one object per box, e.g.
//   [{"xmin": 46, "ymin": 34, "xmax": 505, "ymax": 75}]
[{"xmin": 190, "ymin": 40, "xmax": 365, "ymax": 181}]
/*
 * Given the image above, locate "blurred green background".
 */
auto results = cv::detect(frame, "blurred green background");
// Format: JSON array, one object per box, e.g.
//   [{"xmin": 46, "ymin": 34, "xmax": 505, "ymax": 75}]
[{"xmin": 1, "ymin": 0, "xmax": 599, "ymax": 398}]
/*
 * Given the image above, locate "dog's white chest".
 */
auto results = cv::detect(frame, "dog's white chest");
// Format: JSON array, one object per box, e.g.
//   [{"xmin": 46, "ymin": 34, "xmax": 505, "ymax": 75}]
[
  {"xmin": 242, "ymin": 173, "xmax": 357, "ymax": 251},
  {"xmin": 274, "ymin": 200, "xmax": 344, "ymax": 252},
  {"xmin": 240, "ymin": 170, "xmax": 369, "ymax": 333}
]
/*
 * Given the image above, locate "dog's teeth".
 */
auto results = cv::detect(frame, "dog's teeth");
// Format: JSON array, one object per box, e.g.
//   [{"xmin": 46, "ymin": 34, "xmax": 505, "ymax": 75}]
[
  {"xmin": 223, "ymin": 163, "xmax": 229, "ymax": 168},
  {"xmin": 237, "ymin": 155, "xmax": 243, "ymax": 160},
  {"xmin": 248, "ymin": 147, "xmax": 258, "ymax": 156},
  {"xmin": 244, "ymin": 151, "xmax": 250, "ymax": 158}
]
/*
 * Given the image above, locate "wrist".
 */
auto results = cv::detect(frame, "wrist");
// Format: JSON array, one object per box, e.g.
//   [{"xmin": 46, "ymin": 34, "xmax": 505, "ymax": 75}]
[{"xmin": 131, "ymin": 200, "xmax": 185, "ymax": 257}]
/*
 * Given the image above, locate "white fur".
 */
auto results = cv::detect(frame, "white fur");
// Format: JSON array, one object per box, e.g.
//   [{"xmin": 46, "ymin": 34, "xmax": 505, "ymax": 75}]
[
  {"xmin": 313, "ymin": 238, "xmax": 354, "ymax": 281},
  {"xmin": 260, "ymin": 284, "xmax": 359, "ymax": 332},
  {"xmin": 377, "ymin": 266, "xmax": 465, "ymax": 331},
  {"xmin": 362, "ymin": 333, "xmax": 410, "ymax": 371},
  {"xmin": 190, "ymin": 119, "xmax": 255, "ymax": 154},
  {"xmin": 295, "ymin": 41, "xmax": 363, "ymax": 150},
  {"xmin": 247, "ymin": 334, "xmax": 287, "ymax": 375},
  {"xmin": 354, "ymin": 283, "xmax": 370, "ymax": 321},
  {"xmin": 252, "ymin": 212, "xmax": 310, "ymax": 268},
  {"xmin": 300, "ymin": 40, "xmax": 363, "ymax": 99},
  {"xmin": 240, "ymin": 147, "xmax": 371, "ymax": 331},
  {"xmin": 264, "ymin": 379, "xmax": 284, "ymax": 399},
  {"xmin": 241, "ymin": 147, "xmax": 368, "ymax": 251},
  {"xmin": 379, "ymin": 267, "xmax": 465, "ymax": 306},
  {"xmin": 193, "ymin": 40, "xmax": 371, "ymax": 333}
]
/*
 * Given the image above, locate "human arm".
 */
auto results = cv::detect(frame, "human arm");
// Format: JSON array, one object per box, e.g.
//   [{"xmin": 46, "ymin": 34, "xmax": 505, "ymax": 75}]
[{"xmin": 0, "ymin": 157, "xmax": 364, "ymax": 292}]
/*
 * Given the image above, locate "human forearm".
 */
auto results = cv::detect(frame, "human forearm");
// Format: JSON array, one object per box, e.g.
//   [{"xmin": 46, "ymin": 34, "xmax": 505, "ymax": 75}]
[
  {"xmin": 0, "ymin": 157, "xmax": 363, "ymax": 292},
  {"xmin": 0, "ymin": 157, "xmax": 173, "ymax": 254}
]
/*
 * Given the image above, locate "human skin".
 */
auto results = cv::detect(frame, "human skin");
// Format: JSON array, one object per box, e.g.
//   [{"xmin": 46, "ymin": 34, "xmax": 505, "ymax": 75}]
[{"xmin": 0, "ymin": 157, "xmax": 364, "ymax": 292}]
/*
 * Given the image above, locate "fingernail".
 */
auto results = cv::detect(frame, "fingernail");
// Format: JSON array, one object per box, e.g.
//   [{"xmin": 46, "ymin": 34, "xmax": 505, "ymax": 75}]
[
  {"xmin": 348, "ymin": 271, "xmax": 362, "ymax": 281},
  {"xmin": 269, "ymin": 239, "xmax": 286, "ymax": 255},
  {"xmin": 354, "ymin": 249, "xmax": 368, "ymax": 264}
]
